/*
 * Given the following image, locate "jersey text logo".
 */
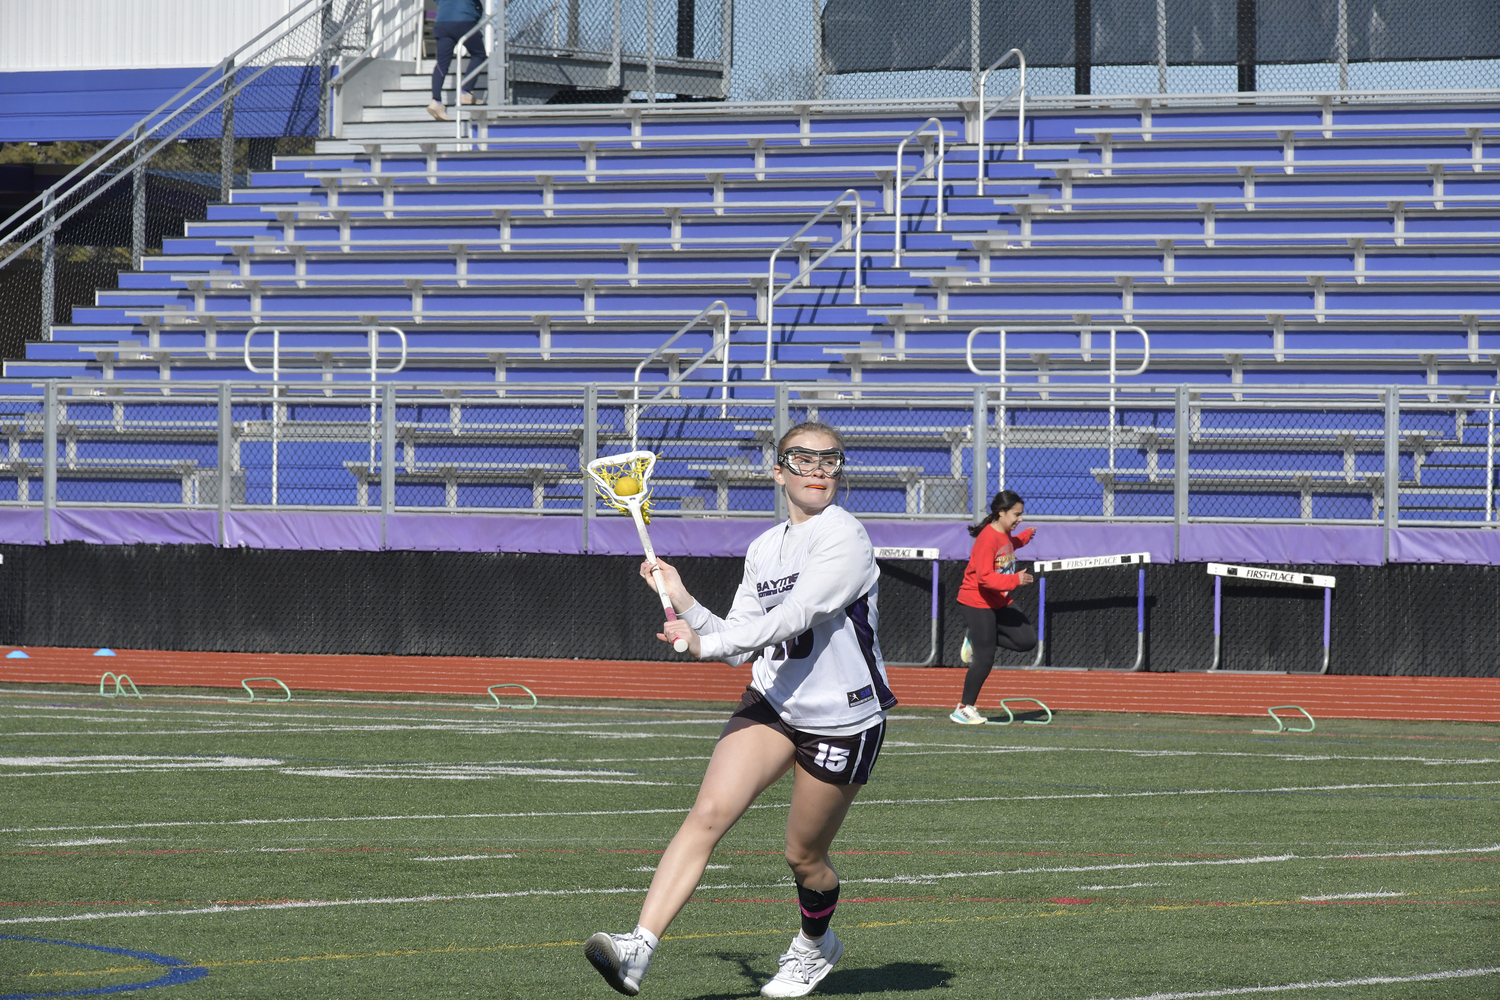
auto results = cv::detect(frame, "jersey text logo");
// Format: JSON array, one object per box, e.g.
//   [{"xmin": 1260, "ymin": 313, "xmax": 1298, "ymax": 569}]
[{"xmin": 757, "ymin": 573, "xmax": 800, "ymax": 598}]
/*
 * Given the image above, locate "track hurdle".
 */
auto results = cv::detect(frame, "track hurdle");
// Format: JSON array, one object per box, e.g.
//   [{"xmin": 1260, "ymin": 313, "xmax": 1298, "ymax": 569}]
[
  {"xmin": 1206, "ymin": 564, "xmax": 1335, "ymax": 674},
  {"xmin": 874, "ymin": 547, "xmax": 942, "ymax": 667},
  {"xmin": 1027, "ymin": 553, "xmax": 1151, "ymax": 671}
]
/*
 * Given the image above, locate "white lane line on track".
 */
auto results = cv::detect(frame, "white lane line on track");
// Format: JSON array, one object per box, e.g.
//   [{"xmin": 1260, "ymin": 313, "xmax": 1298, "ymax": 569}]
[
  {"xmin": 1087, "ymin": 966, "xmax": 1500, "ymax": 999},
  {"xmin": 6, "ymin": 782, "xmax": 1499, "ymax": 835}
]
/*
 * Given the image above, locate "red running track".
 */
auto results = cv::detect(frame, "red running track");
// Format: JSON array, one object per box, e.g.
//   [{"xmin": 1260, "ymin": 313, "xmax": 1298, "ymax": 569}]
[{"xmin": 3, "ymin": 647, "xmax": 1499, "ymax": 723}]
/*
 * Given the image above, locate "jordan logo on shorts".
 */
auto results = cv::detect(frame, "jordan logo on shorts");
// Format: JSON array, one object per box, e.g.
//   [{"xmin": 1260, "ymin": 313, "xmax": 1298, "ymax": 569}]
[{"xmin": 814, "ymin": 744, "xmax": 849, "ymax": 772}]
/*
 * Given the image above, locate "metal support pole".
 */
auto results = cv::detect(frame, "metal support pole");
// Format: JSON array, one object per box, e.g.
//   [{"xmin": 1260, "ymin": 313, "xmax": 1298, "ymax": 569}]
[
  {"xmin": 719, "ymin": 0, "xmax": 732, "ymax": 98},
  {"xmin": 583, "ymin": 383, "xmax": 597, "ymax": 551},
  {"xmin": 1336, "ymin": 0, "xmax": 1348, "ymax": 91},
  {"xmin": 646, "ymin": 0, "xmax": 656, "ymax": 100},
  {"xmin": 972, "ymin": 386, "xmax": 988, "ymax": 519},
  {"xmin": 568, "ymin": 0, "xmax": 580, "ymax": 47},
  {"xmin": 1030, "ymin": 576, "xmax": 1046, "ymax": 666},
  {"xmin": 43, "ymin": 382, "xmax": 57, "ymax": 542},
  {"xmin": 1130, "ymin": 566, "xmax": 1147, "ymax": 671},
  {"xmin": 487, "ymin": 0, "xmax": 507, "ymax": 106},
  {"xmin": 1236, "ymin": 0, "xmax": 1256, "ymax": 92},
  {"xmin": 319, "ymin": 1, "xmax": 334, "ymax": 137},
  {"xmin": 812, "ymin": 0, "xmax": 824, "ymax": 100},
  {"xmin": 1384, "ymin": 387, "xmax": 1399, "ymax": 560},
  {"xmin": 1209, "ymin": 574, "xmax": 1221, "ymax": 669},
  {"xmin": 131, "ymin": 125, "xmax": 147, "ymax": 270},
  {"xmin": 220, "ymin": 58, "xmax": 236, "ymax": 204},
  {"xmin": 39, "ymin": 191, "xmax": 55, "ymax": 341},
  {"xmin": 1156, "ymin": 0, "xmax": 1167, "ymax": 92},
  {"xmin": 677, "ymin": 0, "xmax": 694, "ymax": 57},
  {"xmin": 774, "ymin": 382, "xmax": 789, "ymax": 522},
  {"xmin": 1074, "ymin": 0, "xmax": 1091, "ymax": 95},
  {"xmin": 218, "ymin": 383, "xmax": 232, "ymax": 545},
  {"xmin": 610, "ymin": 0, "xmax": 622, "ymax": 87},
  {"xmin": 969, "ymin": 0, "xmax": 980, "ymax": 95},
  {"xmin": 1174, "ymin": 386, "xmax": 1189, "ymax": 560},
  {"xmin": 1318, "ymin": 587, "xmax": 1331, "ymax": 674},
  {"xmin": 382, "ymin": 382, "xmax": 396, "ymax": 545}
]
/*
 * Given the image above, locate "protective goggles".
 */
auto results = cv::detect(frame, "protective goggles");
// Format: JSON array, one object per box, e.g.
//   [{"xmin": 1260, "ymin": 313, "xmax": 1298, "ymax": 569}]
[{"xmin": 778, "ymin": 447, "xmax": 845, "ymax": 477}]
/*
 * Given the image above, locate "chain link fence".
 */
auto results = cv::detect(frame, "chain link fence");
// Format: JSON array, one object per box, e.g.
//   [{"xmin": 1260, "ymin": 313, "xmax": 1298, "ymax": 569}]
[{"xmin": 3, "ymin": 381, "xmax": 1496, "ymax": 528}]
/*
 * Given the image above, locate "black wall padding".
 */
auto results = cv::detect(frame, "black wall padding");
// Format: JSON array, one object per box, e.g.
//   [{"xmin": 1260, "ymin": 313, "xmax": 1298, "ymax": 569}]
[{"xmin": 0, "ymin": 543, "xmax": 1495, "ymax": 677}]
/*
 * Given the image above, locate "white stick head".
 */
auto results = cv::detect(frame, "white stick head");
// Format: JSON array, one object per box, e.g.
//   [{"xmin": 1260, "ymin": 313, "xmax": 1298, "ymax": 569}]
[{"xmin": 587, "ymin": 450, "xmax": 659, "ymax": 521}]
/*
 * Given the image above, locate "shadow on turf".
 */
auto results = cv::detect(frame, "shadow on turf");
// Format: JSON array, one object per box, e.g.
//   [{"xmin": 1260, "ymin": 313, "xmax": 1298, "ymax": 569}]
[{"xmin": 687, "ymin": 954, "xmax": 955, "ymax": 997}]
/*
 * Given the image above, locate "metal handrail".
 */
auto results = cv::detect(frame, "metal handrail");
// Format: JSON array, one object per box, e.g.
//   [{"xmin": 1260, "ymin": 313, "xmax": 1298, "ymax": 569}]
[
  {"xmin": 892, "ymin": 118, "xmax": 946, "ymax": 268},
  {"xmin": 630, "ymin": 300, "xmax": 734, "ymax": 448},
  {"xmin": 332, "ymin": 0, "xmax": 427, "ymax": 99},
  {"xmin": 454, "ymin": 0, "xmax": 508, "ymax": 140},
  {"xmin": 967, "ymin": 324, "xmax": 1151, "ymax": 491},
  {"xmin": 244, "ymin": 324, "xmax": 407, "ymax": 505},
  {"xmin": 964, "ymin": 325, "xmax": 1151, "ymax": 381},
  {"xmin": 0, "ymin": 0, "xmax": 332, "ymax": 241},
  {"xmin": 764, "ymin": 189, "xmax": 864, "ymax": 379},
  {"xmin": 975, "ymin": 48, "xmax": 1026, "ymax": 196},
  {"xmin": 0, "ymin": 4, "xmax": 373, "ymax": 274}
]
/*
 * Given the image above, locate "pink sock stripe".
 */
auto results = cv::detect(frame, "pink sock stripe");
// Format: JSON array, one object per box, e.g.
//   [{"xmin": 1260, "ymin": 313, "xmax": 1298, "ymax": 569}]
[{"xmin": 800, "ymin": 903, "xmax": 838, "ymax": 919}]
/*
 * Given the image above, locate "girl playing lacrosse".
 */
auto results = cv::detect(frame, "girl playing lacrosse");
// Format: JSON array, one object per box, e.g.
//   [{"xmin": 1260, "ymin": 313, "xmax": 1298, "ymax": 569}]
[
  {"xmin": 585, "ymin": 420, "xmax": 893, "ymax": 998},
  {"xmin": 950, "ymin": 489, "xmax": 1037, "ymax": 724}
]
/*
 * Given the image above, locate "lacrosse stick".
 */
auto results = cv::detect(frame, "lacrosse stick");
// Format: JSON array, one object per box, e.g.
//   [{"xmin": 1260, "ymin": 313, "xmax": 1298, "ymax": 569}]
[{"xmin": 587, "ymin": 449, "xmax": 690, "ymax": 652}]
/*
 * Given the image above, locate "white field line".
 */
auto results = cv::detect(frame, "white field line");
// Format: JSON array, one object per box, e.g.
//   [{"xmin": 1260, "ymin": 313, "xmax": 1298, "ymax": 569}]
[
  {"xmin": 1078, "ymin": 882, "xmax": 1171, "ymax": 890},
  {"xmin": 6, "ymin": 782, "xmax": 1500, "ymax": 836},
  {"xmin": 0, "ymin": 881, "xmax": 777, "ymax": 927},
  {"xmin": 881, "ymin": 741, "xmax": 1500, "ymax": 766},
  {"xmin": 1299, "ymin": 891, "xmax": 1406, "ymax": 900},
  {"xmin": 1087, "ymin": 966, "xmax": 1500, "ymax": 1000},
  {"xmin": 409, "ymin": 854, "xmax": 516, "ymax": 861},
  {"xmin": 0, "ymin": 687, "xmax": 734, "ymax": 715},
  {"xmin": 2, "ymin": 844, "xmax": 1494, "ymax": 928},
  {"xmin": 846, "ymin": 844, "xmax": 1499, "ymax": 886}
]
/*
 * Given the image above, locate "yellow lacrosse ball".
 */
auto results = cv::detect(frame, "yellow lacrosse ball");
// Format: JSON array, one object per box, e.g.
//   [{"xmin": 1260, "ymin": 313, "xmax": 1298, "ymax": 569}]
[{"xmin": 615, "ymin": 476, "xmax": 642, "ymax": 496}]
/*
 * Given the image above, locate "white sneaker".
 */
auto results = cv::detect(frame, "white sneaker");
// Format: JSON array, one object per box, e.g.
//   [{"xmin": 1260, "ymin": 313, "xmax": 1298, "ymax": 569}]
[
  {"xmin": 960, "ymin": 633, "xmax": 973, "ymax": 664},
  {"xmin": 426, "ymin": 100, "xmax": 452, "ymax": 121},
  {"xmin": 584, "ymin": 931, "xmax": 653, "ymax": 996},
  {"xmin": 761, "ymin": 930, "xmax": 842, "ymax": 997},
  {"xmin": 460, "ymin": 91, "xmax": 478, "ymax": 105},
  {"xmin": 949, "ymin": 703, "xmax": 987, "ymax": 725}
]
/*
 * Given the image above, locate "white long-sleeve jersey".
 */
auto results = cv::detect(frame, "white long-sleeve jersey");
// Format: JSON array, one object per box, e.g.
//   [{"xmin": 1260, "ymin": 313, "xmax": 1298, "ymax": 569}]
[{"xmin": 683, "ymin": 505, "xmax": 895, "ymax": 735}]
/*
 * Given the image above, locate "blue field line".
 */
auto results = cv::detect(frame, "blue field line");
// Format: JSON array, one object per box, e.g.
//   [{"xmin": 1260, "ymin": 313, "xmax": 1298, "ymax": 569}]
[{"xmin": 0, "ymin": 935, "xmax": 206, "ymax": 999}]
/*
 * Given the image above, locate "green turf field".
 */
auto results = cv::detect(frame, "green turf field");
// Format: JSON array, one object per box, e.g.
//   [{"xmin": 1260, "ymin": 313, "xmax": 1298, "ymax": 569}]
[{"xmin": 1, "ymin": 685, "xmax": 1497, "ymax": 1000}]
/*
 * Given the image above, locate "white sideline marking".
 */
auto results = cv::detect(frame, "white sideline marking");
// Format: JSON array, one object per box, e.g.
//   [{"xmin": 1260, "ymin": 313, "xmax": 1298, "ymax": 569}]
[
  {"xmin": 848, "ymin": 844, "xmax": 1499, "ymax": 886},
  {"xmin": 1299, "ymin": 891, "xmax": 1407, "ymax": 900},
  {"xmin": 410, "ymin": 854, "xmax": 516, "ymax": 861},
  {"xmin": 24, "ymin": 838, "xmax": 132, "ymax": 847},
  {"xmin": 1088, "ymin": 966, "xmax": 1500, "ymax": 1000},
  {"xmin": 881, "ymin": 741, "xmax": 1500, "ymax": 766},
  {"xmin": 5, "ymin": 784, "xmax": 1499, "ymax": 836},
  {"xmin": 0, "ymin": 881, "xmax": 771, "ymax": 927},
  {"xmin": 1077, "ymin": 882, "xmax": 1170, "ymax": 890}
]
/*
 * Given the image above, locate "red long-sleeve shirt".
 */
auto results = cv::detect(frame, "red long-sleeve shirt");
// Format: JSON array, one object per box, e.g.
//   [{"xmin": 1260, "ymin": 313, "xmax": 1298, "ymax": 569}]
[{"xmin": 957, "ymin": 524, "xmax": 1035, "ymax": 609}]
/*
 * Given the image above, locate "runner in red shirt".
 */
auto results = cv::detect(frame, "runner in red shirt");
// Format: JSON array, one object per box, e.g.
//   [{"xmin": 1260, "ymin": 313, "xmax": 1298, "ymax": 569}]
[{"xmin": 951, "ymin": 490, "xmax": 1036, "ymax": 724}]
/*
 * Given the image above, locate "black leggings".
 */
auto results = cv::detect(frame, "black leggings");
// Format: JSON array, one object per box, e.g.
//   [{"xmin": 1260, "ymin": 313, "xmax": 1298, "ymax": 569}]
[
  {"xmin": 960, "ymin": 603, "xmax": 1037, "ymax": 706},
  {"xmin": 432, "ymin": 20, "xmax": 489, "ymax": 101}
]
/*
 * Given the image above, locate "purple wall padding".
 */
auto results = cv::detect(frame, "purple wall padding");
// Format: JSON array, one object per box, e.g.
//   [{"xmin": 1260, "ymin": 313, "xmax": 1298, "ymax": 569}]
[
  {"xmin": 1179, "ymin": 523, "xmax": 1385, "ymax": 565},
  {"xmin": 386, "ymin": 513, "xmax": 584, "ymax": 554},
  {"xmin": 1022, "ymin": 522, "xmax": 1178, "ymax": 564},
  {"xmin": 0, "ymin": 509, "xmax": 46, "ymax": 545},
  {"xmin": 1389, "ymin": 527, "xmax": 1500, "ymax": 565},
  {"xmin": 587, "ymin": 515, "xmax": 777, "ymax": 557},
  {"xmin": 862, "ymin": 521, "xmax": 979, "ymax": 560},
  {"xmin": 225, "ymin": 512, "xmax": 382, "ymax": 551},
  {"xmin": 53, "ymin": 508, "xmax": 217, "ymax": 547}
]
